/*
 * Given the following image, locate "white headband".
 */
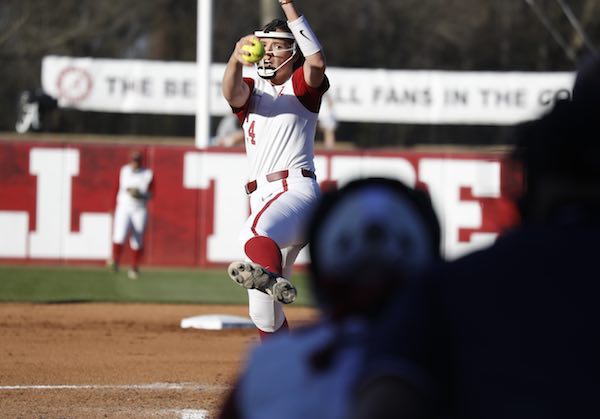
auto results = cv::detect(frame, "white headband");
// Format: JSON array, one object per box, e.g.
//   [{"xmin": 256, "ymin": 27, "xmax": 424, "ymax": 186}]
[{"xmin": 254, "ymin": 31, "xmax": 295, "ymax": 40}]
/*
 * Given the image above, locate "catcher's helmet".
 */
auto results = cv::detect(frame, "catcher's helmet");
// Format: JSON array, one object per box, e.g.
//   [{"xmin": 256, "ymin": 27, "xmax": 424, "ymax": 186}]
[{"xmin": 307, "ymin": 178, "xmax": 441, "ymax": 319}]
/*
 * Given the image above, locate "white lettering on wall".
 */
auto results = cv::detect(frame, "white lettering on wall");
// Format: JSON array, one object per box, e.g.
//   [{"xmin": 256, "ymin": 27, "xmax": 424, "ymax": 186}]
[
  {"xmin": 0, "ymin": 212, "xmax": 29, "ymax": 257},
  {"xmin": 184, "ymin": 152, "xmax": 248, "ymax": 262},
  {"xmin": 28, "ymin": 148, "xmax": 111, "ymax": 259},
  {"xmin": 419, "ymin": 158, "xmax": 500, "ymax": 260}
]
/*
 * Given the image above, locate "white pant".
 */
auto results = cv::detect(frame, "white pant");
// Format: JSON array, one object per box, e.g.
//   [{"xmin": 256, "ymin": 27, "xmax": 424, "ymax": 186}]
[
  {"xmin": 239, "ymin": 175, "xmax": 320, "ymax": 332},
  {"xmin": 112, "ymin": 204, "xmax": 148, "ymax": 250}
]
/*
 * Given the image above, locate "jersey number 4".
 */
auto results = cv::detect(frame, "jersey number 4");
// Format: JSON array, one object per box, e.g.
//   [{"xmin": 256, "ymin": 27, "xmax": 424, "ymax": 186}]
[{"xmin": 248, "ymin": 120, "xmax": 256, "ymax": 145}]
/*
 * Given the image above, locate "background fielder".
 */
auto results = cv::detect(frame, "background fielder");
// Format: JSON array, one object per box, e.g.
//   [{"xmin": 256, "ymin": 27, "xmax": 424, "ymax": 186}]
[
  {"xmin": 108, "ymin": 150, "xmax": 154, "ymax": 279},
  {"xmin": 222, "ymin": 0, "xmax": 328, "ymax": 340}
]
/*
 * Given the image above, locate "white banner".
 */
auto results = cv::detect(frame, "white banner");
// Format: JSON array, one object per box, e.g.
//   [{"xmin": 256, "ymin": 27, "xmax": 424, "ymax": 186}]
[
  {"xmin": 42, "ymin": 56, "xmax": 205, "ymax": 115},
  {"xmin": 42, "ymin": 55, "xmax": 575, "ymax": 125},
  {"xmin": 327, "ymin": 68, "xmax": 574, "ymax": 124}
]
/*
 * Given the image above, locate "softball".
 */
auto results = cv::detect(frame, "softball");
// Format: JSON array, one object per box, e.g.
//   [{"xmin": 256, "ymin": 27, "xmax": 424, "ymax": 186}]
[{"xmin": 241, "ymin": 38, "xmax": 265, "ymax": 63}]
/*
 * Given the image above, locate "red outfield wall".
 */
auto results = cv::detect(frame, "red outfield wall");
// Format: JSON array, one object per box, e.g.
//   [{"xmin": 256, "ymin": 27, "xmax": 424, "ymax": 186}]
[{"xmin": 0, "ymin": 140, "xmax": 521, "ymax": 267}]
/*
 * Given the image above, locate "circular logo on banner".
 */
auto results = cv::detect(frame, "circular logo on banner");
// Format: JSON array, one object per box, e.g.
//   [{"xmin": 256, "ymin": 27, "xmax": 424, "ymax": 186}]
[{"xmin": 56, "ymin": 66, "xmax": 93, "ymax": 103}]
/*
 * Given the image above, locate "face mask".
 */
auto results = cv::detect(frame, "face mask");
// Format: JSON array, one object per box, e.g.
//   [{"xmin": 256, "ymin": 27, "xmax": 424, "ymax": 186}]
[
  {"xmin": 253, "ymin": 30, "xmax": 297, "ymax": 80},
  {"xmin": 255, "ymin": 45, "xmax": 297, "ymax": 80}
]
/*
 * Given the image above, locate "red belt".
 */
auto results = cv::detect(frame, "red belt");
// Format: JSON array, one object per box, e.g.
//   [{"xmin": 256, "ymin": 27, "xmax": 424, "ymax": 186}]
[{"xmin": 245, "ymin": 169, "xmax": 316, "ymax": 194}]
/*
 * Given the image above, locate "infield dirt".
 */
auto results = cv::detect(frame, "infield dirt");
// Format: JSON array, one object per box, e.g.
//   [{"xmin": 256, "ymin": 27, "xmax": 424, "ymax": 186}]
[{"xmin": 0, "ymin": 303, "xmax": 318, "ymax": 418}]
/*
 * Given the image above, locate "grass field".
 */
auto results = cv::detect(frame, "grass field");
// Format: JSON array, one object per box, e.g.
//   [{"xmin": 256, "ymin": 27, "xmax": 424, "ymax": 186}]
[{"xmin": 0, "ymin": 265, "xmax": 314, "ymax": 306}]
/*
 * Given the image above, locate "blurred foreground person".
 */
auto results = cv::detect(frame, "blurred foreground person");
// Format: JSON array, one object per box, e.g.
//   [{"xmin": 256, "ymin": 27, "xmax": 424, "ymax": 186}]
[
  {"xmin": 218, "ymin": 178, "xmax": 441, "ymax": 419},
  {"xmin": 354, "ymin": 62, "xmax": 600, "ymax": 419}
]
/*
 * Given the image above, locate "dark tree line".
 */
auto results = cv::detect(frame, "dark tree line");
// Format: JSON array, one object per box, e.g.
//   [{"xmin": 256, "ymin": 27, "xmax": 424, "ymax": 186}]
[{"xmin": 1, "ymin": 0, "xmax": 598, "ymax": 146}]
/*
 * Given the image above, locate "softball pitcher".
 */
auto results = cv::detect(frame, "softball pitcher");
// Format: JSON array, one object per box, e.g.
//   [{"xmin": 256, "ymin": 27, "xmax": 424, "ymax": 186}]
[{"xmin": 222, "ymin": 0, "xmax": 328, "ymax": 340}]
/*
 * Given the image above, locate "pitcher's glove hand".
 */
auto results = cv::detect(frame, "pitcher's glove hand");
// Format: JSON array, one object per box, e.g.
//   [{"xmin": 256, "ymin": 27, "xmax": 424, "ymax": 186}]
[{"xmin": 127, "ymin": 187, "xmax": 144, "ymax": 199}]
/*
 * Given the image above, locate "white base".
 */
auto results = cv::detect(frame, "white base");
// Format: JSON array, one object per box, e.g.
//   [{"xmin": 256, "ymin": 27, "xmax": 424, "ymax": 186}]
[{"xmin": 180, "ymin": 314, "xmax": 255, "ymax": 330}]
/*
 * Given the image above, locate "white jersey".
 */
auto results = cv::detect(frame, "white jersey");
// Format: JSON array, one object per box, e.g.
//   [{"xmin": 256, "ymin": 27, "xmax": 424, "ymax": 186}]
[
  {"xmin": 115, "ymin": 164, "xmax": 154, "ymax": 209},
  {"xmin": 234, "ymin": 66, "xmax": 329, "ymax": 181}
]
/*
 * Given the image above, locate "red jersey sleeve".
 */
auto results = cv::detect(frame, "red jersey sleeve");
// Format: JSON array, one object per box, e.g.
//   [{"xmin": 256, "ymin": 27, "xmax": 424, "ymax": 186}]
[
  {"xmin": 232, "ymin": 78, "xmax": 255, "ymax": 124},
  {"xmin": 292, "ymin": 66, "xmax": 330, "ymax": 113}
]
